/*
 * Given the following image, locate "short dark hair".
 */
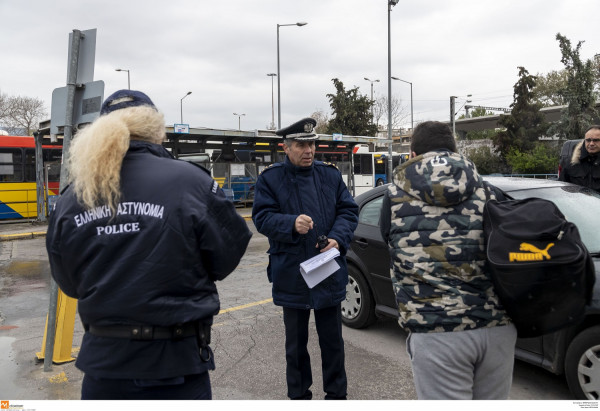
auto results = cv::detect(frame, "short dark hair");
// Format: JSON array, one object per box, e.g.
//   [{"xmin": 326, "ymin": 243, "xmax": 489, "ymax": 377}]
[
  {"xmin": 585, "ymin": 125, "xmax": 600, "ymax": 133},
  {"xmin": 410, "ymin": 121, "xmax": 457, "ymax": 155}
]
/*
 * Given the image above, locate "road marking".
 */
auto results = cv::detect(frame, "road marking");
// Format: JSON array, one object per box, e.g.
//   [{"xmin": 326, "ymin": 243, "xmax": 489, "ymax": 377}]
[
  {"xmin": 48, "ymin": 371, "xmax": 68, "ymax": 384},
  {"xmin": 218, "ymin": 298, "xmax": 273, "ymax": 314}
]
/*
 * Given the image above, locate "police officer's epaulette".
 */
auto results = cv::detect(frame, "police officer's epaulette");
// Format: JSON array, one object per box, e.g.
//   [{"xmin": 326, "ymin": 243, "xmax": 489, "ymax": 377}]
[
  {"xmin": 317, "ymin": 161, "xmax": 339, "ymax": 170},
  {"xmin": 178, "ymin": 159, "xmax": 211, "ymax": 176},
  {"xmin": 259, "ymin": 162, "xmax": 283, "ymax": 175}
]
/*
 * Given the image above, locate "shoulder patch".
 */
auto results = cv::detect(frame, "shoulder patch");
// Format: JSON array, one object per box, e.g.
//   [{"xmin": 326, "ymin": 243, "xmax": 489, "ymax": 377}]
[
  {"xmin": 259, "ymin": 162, "xmax": 283, "ymax": 175},
  {"xmin": 316, "ymin": 161, "xmax": 339, "ymax": 170},
  {"xmin": 178, "ymin": 159, "xmax": 212, "ymax": 176}
]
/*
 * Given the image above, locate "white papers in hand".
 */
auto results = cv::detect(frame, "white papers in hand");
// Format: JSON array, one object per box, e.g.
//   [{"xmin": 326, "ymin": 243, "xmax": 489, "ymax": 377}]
[{"xmin": 299, "ymin": 248, "xmax": 341, "ymax": 289}]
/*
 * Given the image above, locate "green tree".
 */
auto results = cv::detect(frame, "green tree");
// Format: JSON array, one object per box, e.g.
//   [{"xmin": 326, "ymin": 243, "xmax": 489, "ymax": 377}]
[
  {"xmin": 326, "ymin": 78, "xmax": 378, "ymax": 136},
  {"xmin": 548, "ymin": 33, "xmax": 599, "ymax": 141},
  {"xmin": 533, "ymin": 69, "xmax": 569, "ymax": 107},
  {"xmin": 493, "ymin": 67, "xmax": 548, "ymax": 157},
  {"xmin": 506, "ymin": 143, "xmax": 559, "ymax": 174},
  {"xmin": 464, "ymin": 145, "xmax": 509, "ymax": 175}
]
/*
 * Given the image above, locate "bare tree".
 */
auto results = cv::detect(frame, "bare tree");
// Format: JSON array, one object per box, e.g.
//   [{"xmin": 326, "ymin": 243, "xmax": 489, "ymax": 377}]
[
  {"xmin": 6, "ymin": 95, "xmax": 47, "ymax": 135},
  {"xmin": 0, "ymin": 91, "xmax": 11, "ymax": 128},
  {"xmin": 372, "ymin": 94, "xmax": 409, "ymax": 132},
  {"xmin": 310, "ymin": 109, "xmax": 331, "ymax": 134}
]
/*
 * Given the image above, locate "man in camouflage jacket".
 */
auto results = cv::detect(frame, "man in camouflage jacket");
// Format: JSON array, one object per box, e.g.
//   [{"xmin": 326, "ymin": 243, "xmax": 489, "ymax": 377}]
[{"xmin": 380, "ymin": 121, "xmax": 516, "ymax": 400}]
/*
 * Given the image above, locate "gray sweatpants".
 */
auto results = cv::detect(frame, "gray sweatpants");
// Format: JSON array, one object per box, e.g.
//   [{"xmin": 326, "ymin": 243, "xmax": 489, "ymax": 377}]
[{"xmin": 406, "ymin": 324, "xmax": 517, "ymax": 400}]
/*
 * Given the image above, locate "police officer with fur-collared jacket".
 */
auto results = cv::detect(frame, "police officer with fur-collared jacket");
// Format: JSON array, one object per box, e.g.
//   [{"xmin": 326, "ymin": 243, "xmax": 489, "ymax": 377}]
[
  {"xmin": 46, "ymin": 89, "xmax": 252, "ymax": 400},
  {"xmin": 252, "ymin": 117, "xmax": 359, "ymax": 400}
]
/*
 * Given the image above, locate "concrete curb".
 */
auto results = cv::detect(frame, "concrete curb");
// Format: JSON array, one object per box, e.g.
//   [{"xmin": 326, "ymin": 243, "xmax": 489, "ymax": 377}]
[{"xmin": 0, "ymin": 231, "xmax": 47, "ymax": 241}]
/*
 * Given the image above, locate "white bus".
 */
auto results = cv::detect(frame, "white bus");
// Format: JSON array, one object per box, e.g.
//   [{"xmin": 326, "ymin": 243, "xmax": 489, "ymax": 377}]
[{"xmin": 352, "ymin": 145, "xmax": 409, "ymax": 196}]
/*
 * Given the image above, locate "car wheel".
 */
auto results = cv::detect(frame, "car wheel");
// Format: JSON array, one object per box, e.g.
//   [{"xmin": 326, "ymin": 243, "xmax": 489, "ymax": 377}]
[
  {"xmin": 341, "ymin": 266, "xmax": 376, "ymax": 329},
  {"xmin": 565, "ymin": 326, "xmax": 600, "ymax": 400},
  {"xmin": 376, "ymin": 178, "xmax": 384, "ymax": 186}
]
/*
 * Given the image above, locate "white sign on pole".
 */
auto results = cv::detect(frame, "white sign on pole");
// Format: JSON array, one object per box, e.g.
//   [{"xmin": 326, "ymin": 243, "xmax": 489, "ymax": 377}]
[{"xmin": 174, "ymin": 124, "xmax": 190, "ymax": 134}]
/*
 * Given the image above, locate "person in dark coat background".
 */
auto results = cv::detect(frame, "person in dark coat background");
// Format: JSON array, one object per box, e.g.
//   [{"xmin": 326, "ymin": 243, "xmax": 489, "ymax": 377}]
[
  {"xmin": 46, "ymin": 89, "xmax": 252, "ymax": 400},
  {"xmin": 252, "ymin": 117, "xmax": 359, "ymax": 400},
  {"xmin": 559, "ymin": 125, "xmax": 600, "ymax": 192}
]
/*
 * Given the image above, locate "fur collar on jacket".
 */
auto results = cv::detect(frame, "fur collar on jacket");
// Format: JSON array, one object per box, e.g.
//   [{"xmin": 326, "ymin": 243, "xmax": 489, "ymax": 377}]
[{"xmin": 571, "ymin": 141, "xmax": 591, "ymax": 165}]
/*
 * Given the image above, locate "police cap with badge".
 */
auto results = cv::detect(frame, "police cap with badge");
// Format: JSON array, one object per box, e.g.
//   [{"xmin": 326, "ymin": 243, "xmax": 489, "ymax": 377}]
[{"xmin": 276, "ymin": 117, "xmax": 318, "ymax": 141}]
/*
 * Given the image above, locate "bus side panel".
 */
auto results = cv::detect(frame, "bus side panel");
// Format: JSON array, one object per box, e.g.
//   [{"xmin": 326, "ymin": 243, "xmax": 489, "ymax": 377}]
[{"xmin": 0, "ymin": 183, "xmax": 37, "ymax": 219}]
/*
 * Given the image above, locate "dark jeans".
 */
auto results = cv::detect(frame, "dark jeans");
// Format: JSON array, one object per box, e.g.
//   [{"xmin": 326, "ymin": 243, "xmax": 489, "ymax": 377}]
[
  {"xmin": 283, "ymin": 304, "xmax": 347, "ymax": 400},
  {"xmin": 81, "ymin": 372, "xmax": 211, "ymax": 400}
]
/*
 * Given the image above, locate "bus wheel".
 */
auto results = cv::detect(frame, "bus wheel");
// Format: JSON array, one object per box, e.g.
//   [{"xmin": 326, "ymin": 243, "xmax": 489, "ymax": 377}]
[{"xmin": 376, "ymin": 178, "xmax": 384, "ymax": 186}]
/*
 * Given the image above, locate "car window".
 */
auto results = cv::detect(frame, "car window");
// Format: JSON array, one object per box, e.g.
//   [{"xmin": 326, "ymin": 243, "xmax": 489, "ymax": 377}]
[
  {"xmin": 507, "ymin": 186, "xmax": 600, "ymax": 254},
  {"xmin": 359, "ymin": 196, "xmax": 383, "ymax": 226}
]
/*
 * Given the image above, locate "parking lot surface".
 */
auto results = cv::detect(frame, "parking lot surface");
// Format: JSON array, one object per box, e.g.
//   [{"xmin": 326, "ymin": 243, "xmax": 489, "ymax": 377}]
[{"xmin": 0, "ymin": 211, "xmax": 576, "ymax": 401}]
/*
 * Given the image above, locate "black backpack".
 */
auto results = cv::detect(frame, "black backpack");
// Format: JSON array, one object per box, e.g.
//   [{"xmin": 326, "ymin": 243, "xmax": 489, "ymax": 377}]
[{"xmin": 483, "ymin": 196, "xmax": 595, "ymax": 338}]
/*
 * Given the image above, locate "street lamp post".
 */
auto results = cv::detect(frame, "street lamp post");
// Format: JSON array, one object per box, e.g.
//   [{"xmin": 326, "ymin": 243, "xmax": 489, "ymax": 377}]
[
  {"xmin": 364, "ymin": 77, "xmax": 380, "ymax": 125},
  {"xmin": 267, "ymin": 73, "xmax": 277, "ymax": 130},
  {"xmin": 387, "ymin": 0, "xmax": 399, "ymax": 180},
  {"xmin": 233, "ymin": 113, "xmax": 246, "ymax": 130},
  {"xmin": 391, "ymin": 77, "xmax": 413, "ymax": 131},
  {"xmin": 277, "ymin": 22, "xmax": 307, "ymax": 129},
  {"xmin": 450, "ymin": 94, "xmax": 472, "ymax": 138},
  {"xmin": 180, "ymin": 91, "xmax": 191, "ymax": 124},
  {"xmin": 115, "ymin": 68, "xmax": 130, "ymax": 89}
]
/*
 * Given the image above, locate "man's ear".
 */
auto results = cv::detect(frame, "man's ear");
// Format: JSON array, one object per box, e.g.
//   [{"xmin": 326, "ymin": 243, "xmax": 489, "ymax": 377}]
[{"xmin": 411, "ymin": 151, "xmax": 417, "ymax": 158}]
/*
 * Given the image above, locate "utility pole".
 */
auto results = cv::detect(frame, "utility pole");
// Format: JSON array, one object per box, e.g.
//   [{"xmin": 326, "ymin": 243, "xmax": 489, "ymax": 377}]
[{"xmin": 450, "ymin": 96, "xmax": 457, "ymax": 137}]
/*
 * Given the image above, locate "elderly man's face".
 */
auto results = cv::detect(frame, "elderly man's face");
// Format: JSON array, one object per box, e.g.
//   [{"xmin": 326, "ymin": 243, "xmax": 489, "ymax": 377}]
[
  {"xmin": 284, "ymin": 140, "xmax": 316, "ymax": 167},
  {"xmin": 585, "ymin": 128, "xmax": 600, "ymax": 155}
]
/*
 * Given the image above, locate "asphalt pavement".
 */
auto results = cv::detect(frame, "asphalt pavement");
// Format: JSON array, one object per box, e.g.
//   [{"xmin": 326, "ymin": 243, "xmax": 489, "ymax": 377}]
[{"xmin": 0, "ymin": 207, "xmax": 578, "ymax": 402}]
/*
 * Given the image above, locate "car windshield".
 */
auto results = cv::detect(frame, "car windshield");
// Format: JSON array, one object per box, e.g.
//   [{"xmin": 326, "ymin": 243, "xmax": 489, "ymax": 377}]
[{"xmin": 506, "ymin": 186, "xmax": 600, "ymax": 254}]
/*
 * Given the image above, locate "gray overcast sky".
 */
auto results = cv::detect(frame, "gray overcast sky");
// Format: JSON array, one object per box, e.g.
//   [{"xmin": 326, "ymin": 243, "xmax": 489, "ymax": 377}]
[{"xmin": 1, "ymin": 0, "xmax": 599, "ymax": 133}]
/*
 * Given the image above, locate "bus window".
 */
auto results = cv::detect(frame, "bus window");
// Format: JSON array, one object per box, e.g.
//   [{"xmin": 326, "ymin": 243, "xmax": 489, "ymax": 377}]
[
  {"xmin": 354, "ymin": 153, "xmax": 373, "ymax": 175},
  {"xmin": 0, "ymin": 148, "xmax": 23, "ymax": 182}
]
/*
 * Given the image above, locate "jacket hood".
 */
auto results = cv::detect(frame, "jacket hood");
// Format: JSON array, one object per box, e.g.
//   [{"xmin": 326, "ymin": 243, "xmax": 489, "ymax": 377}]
[{"xmin": 392, "ymin": 150, "xmax": 482, "ymax": 207}]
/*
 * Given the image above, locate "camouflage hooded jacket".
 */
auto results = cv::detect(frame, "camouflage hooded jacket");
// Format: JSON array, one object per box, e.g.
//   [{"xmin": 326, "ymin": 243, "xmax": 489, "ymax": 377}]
[{"xmin": 380, "ymin": 150, "xmax": 511, "ymax": 333}]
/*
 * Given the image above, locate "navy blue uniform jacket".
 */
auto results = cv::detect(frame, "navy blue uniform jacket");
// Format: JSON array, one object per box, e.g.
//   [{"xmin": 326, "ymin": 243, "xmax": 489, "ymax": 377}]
[
  {"xmin": 252, "ymin": 158, "xmax": 358, "ymax": 310},
  {"xmin": 46, "ymin": 141, "xmax": 252, "ymax": 379}
]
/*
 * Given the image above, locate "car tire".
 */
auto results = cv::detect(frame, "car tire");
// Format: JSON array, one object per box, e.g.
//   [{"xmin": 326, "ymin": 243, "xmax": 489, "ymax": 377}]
[
  {"xmin": 565, "ymin": 326, "xmax": 600, "ymax": 400},
  {"xmin": 341, "ymin": 266, "xmax": 376, "ymax": 329},
  {"xmin": 376, "ymin": 178, "xmax": 384, "ymax": 187}
]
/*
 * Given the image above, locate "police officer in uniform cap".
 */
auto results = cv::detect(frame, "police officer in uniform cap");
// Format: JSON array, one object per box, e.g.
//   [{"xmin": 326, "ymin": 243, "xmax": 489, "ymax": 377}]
[
  {"xmin": 252, "ymin": 117, "xmax": 359, "ymax": 399},
  {"xmin": 46, "ymin": 89, "xmax": 252, "ymax": 399}
]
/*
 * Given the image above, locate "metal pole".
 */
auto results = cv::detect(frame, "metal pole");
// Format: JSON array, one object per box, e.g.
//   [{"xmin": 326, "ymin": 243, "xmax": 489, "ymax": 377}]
[
  {"xmin": 267, "ymin": 73, "xmax": 276, "ymax": 129},
  {"xmin": 275, "ymin": 23, "xmax": 307, "ymax": 129},
  {"xmin": 409, "ymin": 83, "xmax": 413, "ymax": 131},
  {"xmin": 34, "ymin": 131, "xmax": 45, "ymax": 222},
  {"xmin": 45, "ymin": 28, "xmax": 82, "ymax": 372},
  {"xmin": 371, "ymin": 81, "xmax": 375, "ymax": 123},
  {"xmin": 276, "ymin": 25, "xmax": 281, "ymax": 129},
  {"xmin": 180, "ymin": 91, "xmax": 191, "ymax": 124},
  {"xmin": 127, "ymin": 71, "xmax": 130, "ymax": 90},
  {"xmin": 387, "ymin": 3, "xmax": 393, "ymax": 181},
  {"xmin": 450, "ymin": 96, "xmax": 456, "ymax": 137}
]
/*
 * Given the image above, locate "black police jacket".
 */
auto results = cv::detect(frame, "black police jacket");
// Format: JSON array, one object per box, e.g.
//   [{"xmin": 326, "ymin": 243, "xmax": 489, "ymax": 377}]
[{"xmin": 46, "ymin": 141, "xmax": 252, "ymax": 379}]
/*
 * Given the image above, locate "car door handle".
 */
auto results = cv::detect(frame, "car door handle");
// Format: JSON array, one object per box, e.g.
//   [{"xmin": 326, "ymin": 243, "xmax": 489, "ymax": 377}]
[{"xmin": 355, "ymin": 238, "xmax": 369, "ymax": 247}]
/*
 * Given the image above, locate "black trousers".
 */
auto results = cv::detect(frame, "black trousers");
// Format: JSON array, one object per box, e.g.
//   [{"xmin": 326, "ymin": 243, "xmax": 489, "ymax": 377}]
[
  {"xmin": 81, "ymin": 372, "xmax": 211, "ymax": 400},
  {"xmin": 282, "ymin": 304, "xmax": 347, "ymax": 400}
]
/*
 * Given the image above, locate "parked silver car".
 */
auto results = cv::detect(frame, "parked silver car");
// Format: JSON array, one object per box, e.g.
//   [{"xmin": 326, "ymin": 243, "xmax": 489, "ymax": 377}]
[{"xmin": 343, "ymin": 177, "xmax": 600, "ymax": 399}]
